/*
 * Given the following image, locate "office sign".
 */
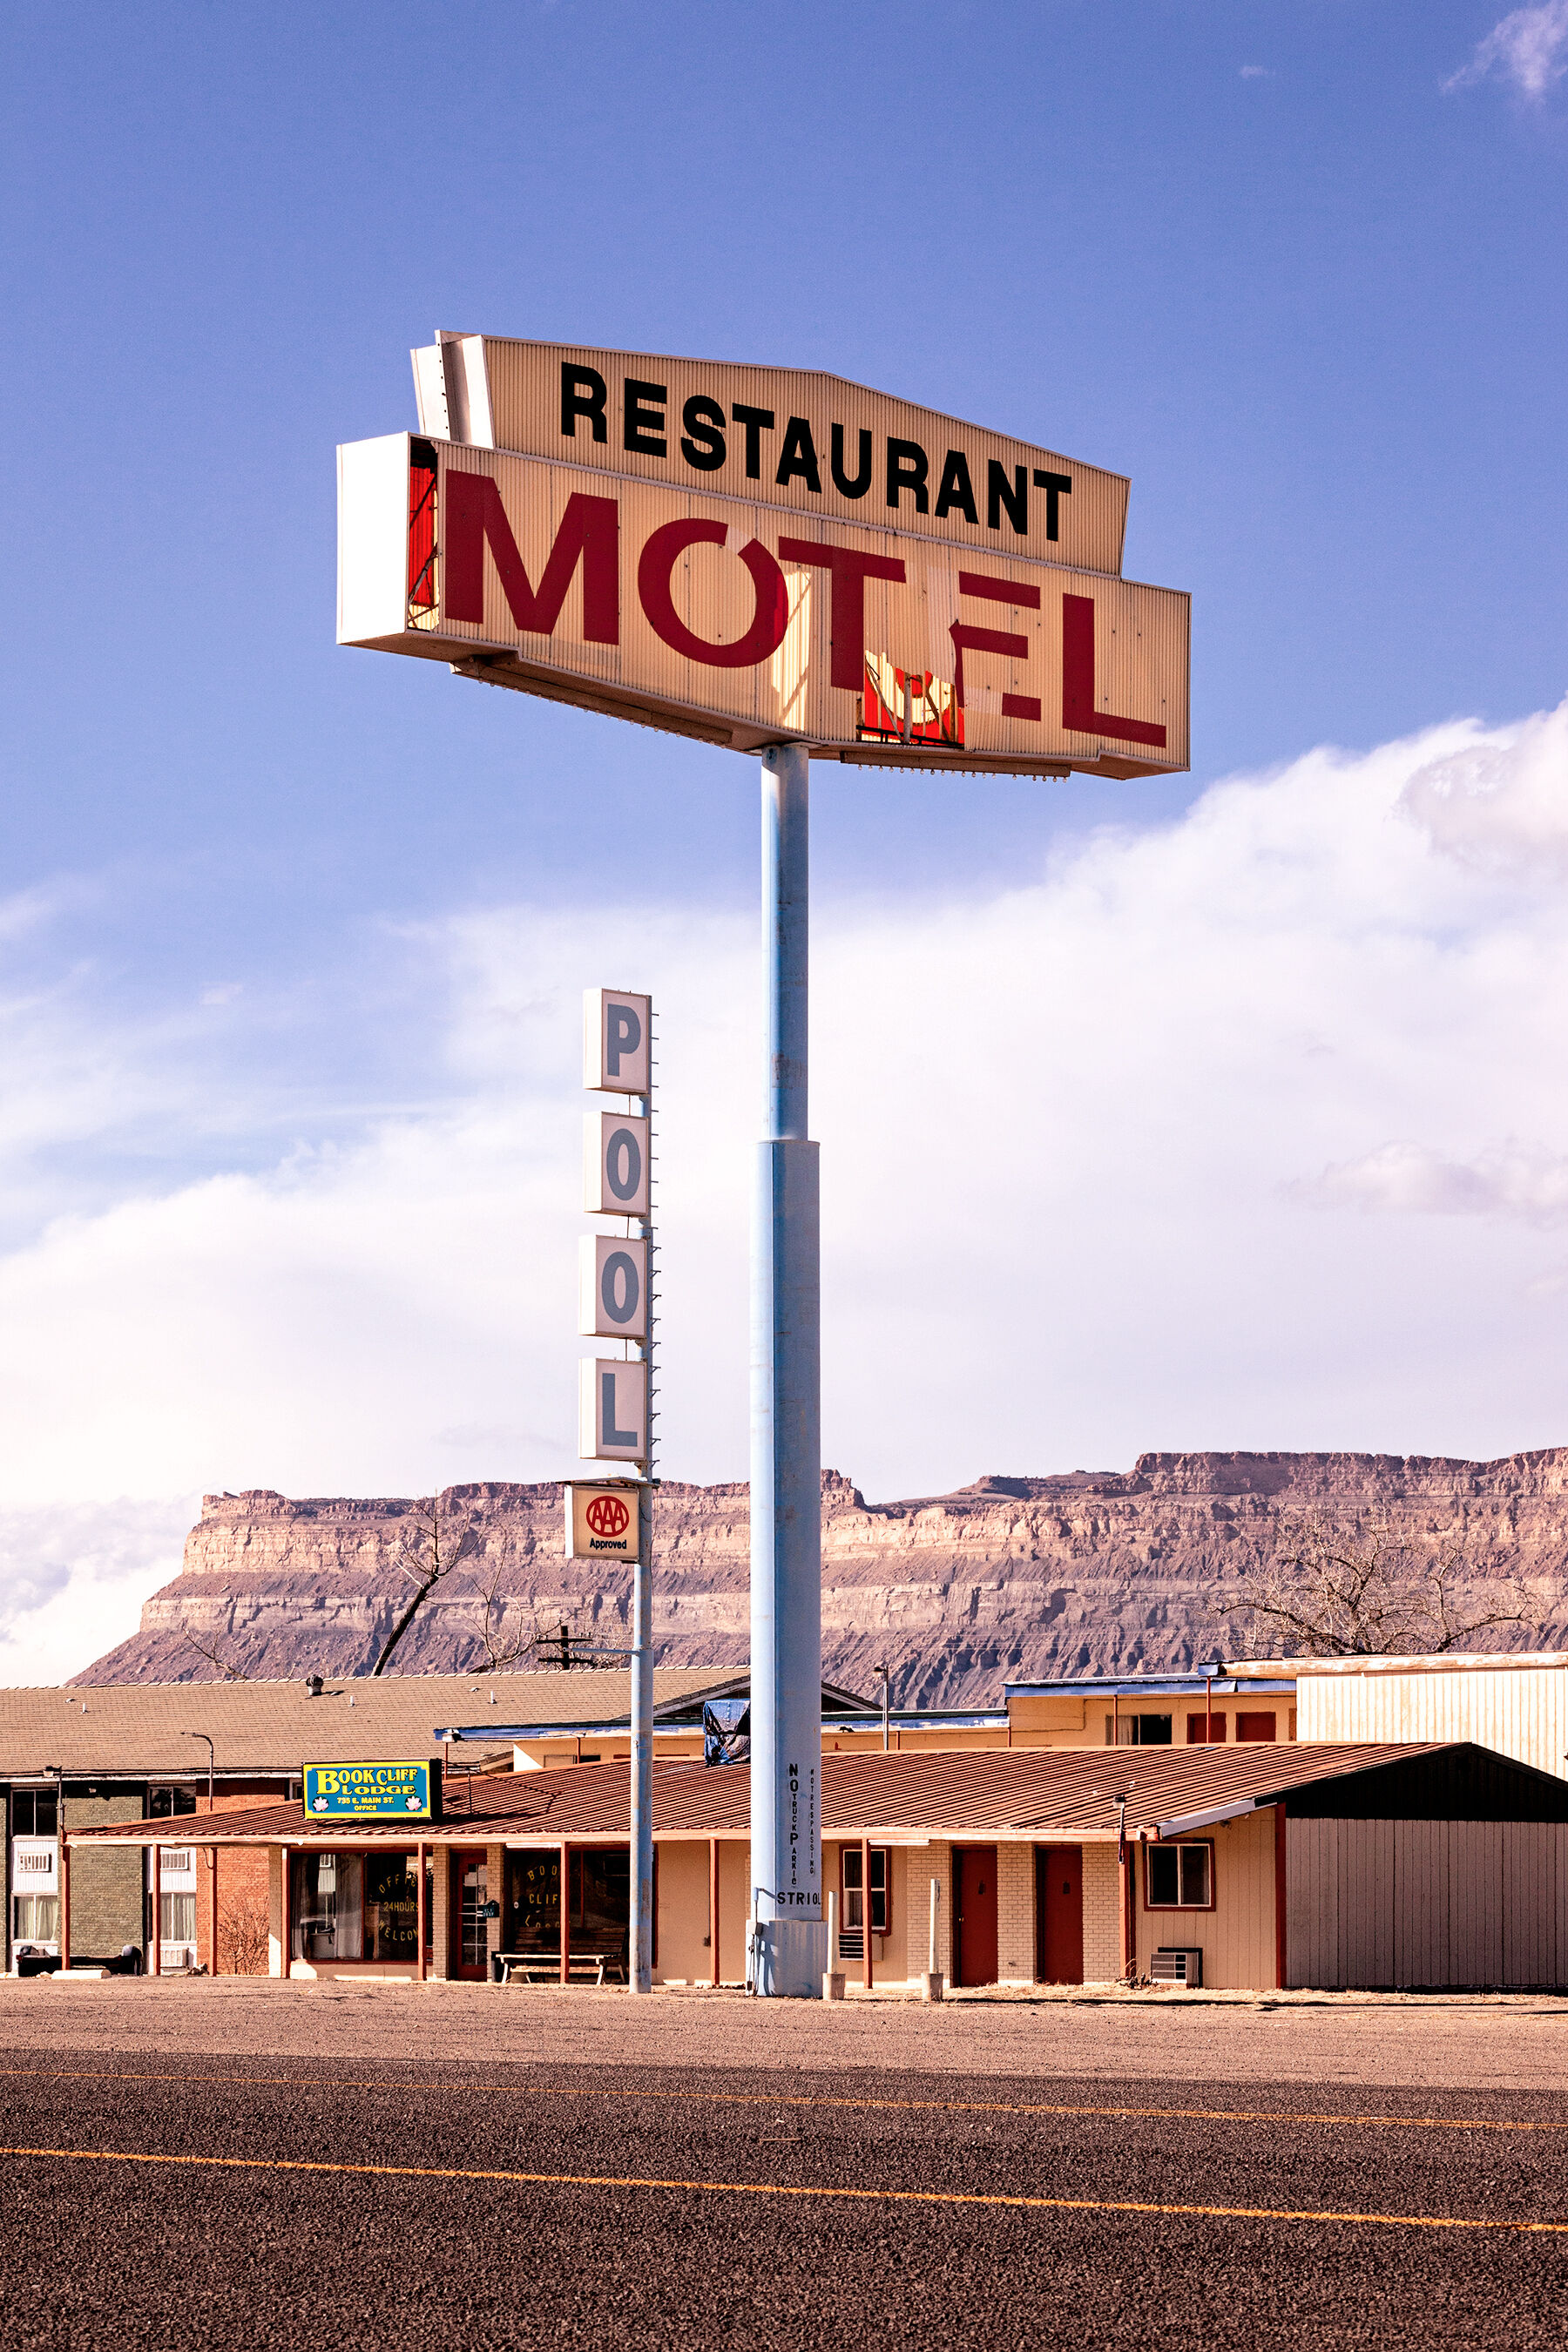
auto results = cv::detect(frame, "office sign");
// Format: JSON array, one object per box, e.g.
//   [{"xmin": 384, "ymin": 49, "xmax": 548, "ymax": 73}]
[
  {"xmin": 302, "ymin": 1761, "xmax": 439, "ymax": 1821},
  {"xmin": 579, "ymin": 1357, "xmax": 649, "ymax": 1463},
  {"xmin": 580, "ymin": 1233, "xmax": 647, "ymax": 1339},
  {"xmin": 564, "ymin": 1480, "xmax": 641, "ymax": 1561},
  {"xmin": 338, "ymin": 340, "xmax": 1189, "ymax": 781},
  {"xmin": 585, "ymin": 1110, "xmax": 650, "ymax": 1217}
]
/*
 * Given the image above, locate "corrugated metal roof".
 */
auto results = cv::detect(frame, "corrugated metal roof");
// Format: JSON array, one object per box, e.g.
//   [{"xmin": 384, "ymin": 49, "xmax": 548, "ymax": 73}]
[
  {"xmin": 75, "ymin": 1740, "xmax": 1454, "ymax": 1848},
  {"xmin": 0, "ymin": 1668, "xmax": 727, "ymax": 1780}
]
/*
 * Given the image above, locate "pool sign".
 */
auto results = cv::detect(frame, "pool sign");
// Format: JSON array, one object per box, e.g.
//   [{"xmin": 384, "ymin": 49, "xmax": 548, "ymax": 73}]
[
  {"xmin": 579, "ymin": 1356, "xmax": 649, "ymax": 1463},
  {"xmin": 337, "ymin": 337, "xmax": 1189, "ymax": 781},
  {"xmin": 585, "ymin": 989, "xmax": 652, "ymax": 1094},
  {"xmin": 564, "ymin": 1480, "xmax": 641, "ymax": 1560},
  {"xmin": 580, "ymin": 1233, "xmax": 647, "ymax": 1339},
  {"xmin": 585, "ymin": 1111, "xmax": 650, "ymax": 1217},
  {"xmin": 303, "ymin": 1761, "xmax": 438, "ymax": 1821}
]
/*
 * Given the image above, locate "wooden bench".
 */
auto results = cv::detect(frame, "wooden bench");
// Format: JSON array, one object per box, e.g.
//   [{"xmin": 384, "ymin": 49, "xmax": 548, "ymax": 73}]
[{"xmin": 494, "ymin": 1950, "xmax": 626, "ymax": 1986}]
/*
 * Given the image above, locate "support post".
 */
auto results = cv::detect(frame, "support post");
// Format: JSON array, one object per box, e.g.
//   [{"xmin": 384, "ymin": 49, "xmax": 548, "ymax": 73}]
[
  {"xmin": 923, "ymin": 1876, "xmax": 943, "ymax": 2002},
  {"xmin": 709, "ymin": 1836, "xmax": 720, "ymax": 1987},
  {"xmin": 58, "ymin": 1824, "xmax": 71, "ymax": 1972},
  {"xmin": 150, "ymin": 1843, "xmax": 162, "ymax": 1977},
  {"xmin": 862, "ymin": 1835, "xmax": 873, "ymax": 1992},
  {"xmin": 279, "ymin": 1847, "xmax": 291, "ymax": 1979},
  {"xmin": 749, "ymin": 742, "xmax": 824, "ymax": 1997},
  {"xmin": 559, "ymin": 1844, "xmax": 571, "ymax": 1985},
  {"xmin": 630, "ymin": 1485, "xmax": 653, "ymax": 1993},
  {"xmin": 416, "ymin": 1841, "xmax": 428, "ymax": 1983},
  {"xmin": 209, "ymin": 1847, "xmax": 218, "ymax": 1975}
]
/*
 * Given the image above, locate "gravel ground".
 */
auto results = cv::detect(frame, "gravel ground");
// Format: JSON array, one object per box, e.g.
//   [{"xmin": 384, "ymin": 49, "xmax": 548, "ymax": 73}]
[{"xmin": 3, "ymin": 1984, "xmax": 1567, "ymax": 2347}]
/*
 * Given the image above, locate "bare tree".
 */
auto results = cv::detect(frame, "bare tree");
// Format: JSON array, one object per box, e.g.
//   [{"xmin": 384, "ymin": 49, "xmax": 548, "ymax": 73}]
[
  {"xmin": 464, "ymin": 1554, "xmax": 539, "ymax": 1671},
  {"xmin": 219, "ymin": 1889, "xmax": 271, "ymax": 1976},
  {"xmin": 1214, "ymin": 1516, "xmax": 1539, "ymax": 1658},
  {"xmin": 370, "ymin": 1494, "xmax": 483, "ymax": 1676},
  {"xmin": 180, "ymin": 1632, "xmax": 251, "ymax": 1682}
]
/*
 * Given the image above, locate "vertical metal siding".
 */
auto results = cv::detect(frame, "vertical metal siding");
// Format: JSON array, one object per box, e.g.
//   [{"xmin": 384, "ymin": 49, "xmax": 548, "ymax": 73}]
[
  {"xmin": 1298, "ymin": 1667, "xmax": 1568, "ymax": 1782},
  {"xmin": 475, "ymin": 340, "xmax": 1132, "ymax": 578},
  {"xmin": 401, "ymin": 441, "xmax": 1188, "ymax": 770},
  {"xmin": 1291, "ymin": 1815, "xmax": 1566, "ymax": 1990}
]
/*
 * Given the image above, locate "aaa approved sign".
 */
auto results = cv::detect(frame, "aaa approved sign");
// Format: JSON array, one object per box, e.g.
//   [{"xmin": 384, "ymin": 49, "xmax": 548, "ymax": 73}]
[{"xmin": 564, "ymin": 1481, "xmax": 641, "ymax": 1560}]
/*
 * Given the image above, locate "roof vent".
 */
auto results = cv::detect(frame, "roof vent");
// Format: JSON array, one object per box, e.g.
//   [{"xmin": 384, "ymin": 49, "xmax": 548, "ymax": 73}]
[{"xmin": 305, "ymin": 1674, "xmax": 324, "ymax": 1698}]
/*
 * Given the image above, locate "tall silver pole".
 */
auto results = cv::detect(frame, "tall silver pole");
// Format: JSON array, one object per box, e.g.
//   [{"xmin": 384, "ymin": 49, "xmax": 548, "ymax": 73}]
[
  {"xmin": 749, "ymin": 741, "xmax": 824, "ymax": 1997},
  {"xmin": 630, "ymin": 1047, "xmax": 655, "ymax": 1994}
]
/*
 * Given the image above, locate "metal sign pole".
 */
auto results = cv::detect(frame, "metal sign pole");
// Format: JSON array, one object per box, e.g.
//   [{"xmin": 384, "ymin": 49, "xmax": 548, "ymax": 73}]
[
  {"xmin": 630, "ymin": 1043, "xmax": 655, "ymax": 1995},
  {"xmin": 749, "ymin": 741, "xmax": 824, "ymax": 1997}
]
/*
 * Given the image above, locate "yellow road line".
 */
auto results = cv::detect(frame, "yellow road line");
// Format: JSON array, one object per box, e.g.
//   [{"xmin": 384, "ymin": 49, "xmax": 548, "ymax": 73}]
[
  {"xmin": 0, "ymin": 2065, "xmax": 1561, "ymax": 2138},
  {"xmin": 1, "ymin": 2143, "xmax": 1565, "ymax": 2235}
]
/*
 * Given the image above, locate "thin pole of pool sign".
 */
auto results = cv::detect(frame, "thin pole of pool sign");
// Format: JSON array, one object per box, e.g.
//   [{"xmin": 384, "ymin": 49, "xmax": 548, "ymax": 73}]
[
  {"xmin": 749, "ymin": 742, "xmax": 824, "ymax": 1997},
  {"xmin": 631, "ymin": 1021, "xmax": 656, "ymax": 1995}
]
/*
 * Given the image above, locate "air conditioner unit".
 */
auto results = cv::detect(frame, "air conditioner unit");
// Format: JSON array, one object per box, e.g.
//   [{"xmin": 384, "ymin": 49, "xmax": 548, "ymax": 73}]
[{"xmin": 1152, "ymin": 1946, "xmax": 1203, "ymax": 1987}]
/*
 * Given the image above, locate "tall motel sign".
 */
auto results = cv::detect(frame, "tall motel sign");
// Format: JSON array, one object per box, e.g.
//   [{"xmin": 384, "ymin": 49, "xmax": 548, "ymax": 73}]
[{"xmin": 338, "ymin": 336, "xmax": 1191, "ymax": 1997}]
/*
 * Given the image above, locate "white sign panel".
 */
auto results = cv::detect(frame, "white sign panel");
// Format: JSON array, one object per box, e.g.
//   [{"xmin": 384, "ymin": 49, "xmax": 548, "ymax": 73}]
[
  {"xmin": 10, "ymin": 1837, "xmax": 57, "ymax": 1895},
  {"xmin": 564, "ymin": 1481, "xmax": 641, "ymax": 1561},
  {"xmin": 579, "ymin": 1357, "xmax": 650, "ymax": 1463},
  {"xmin": 585, "ymin": 1111, "xmax": 650, "ymax": 1217},
  {"xmin": 585, "ymin": 989, "xmax": 652, "ymax": 1095},
  {"xmin": 579, "ymin": 1235, "xmax": 647, "ymax": 1340}
]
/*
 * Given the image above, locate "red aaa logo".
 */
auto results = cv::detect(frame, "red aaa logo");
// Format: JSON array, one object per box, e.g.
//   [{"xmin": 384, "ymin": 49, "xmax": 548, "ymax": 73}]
[{"xmin": 585, "ymin": 1495, "xmax": 631, "ymax": 1538}]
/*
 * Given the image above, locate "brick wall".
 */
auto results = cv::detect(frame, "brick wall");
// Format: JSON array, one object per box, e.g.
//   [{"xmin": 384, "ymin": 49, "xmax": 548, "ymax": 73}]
[
  {"xmin": 1082, "ymin": 1842, "xmax": 1121, "ymax": 1982},
  {"xmin": 64, "ymin": 1793, "xmax": 143, "ymax": 1959},
  {"xmin": 997, "ymin": 1844, "xmax": 1036, "ymax": 1983}
]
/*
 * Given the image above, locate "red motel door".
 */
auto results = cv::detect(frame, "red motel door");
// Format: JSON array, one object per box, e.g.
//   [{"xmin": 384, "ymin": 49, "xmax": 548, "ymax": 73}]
[
  {"xmin": 955, "ymin": 1846, "xmax": 998, "ymax": 1986},
  {"xmin": 1037, "ymin": 1844, "xmax": 1084, "ymax": 1984}
]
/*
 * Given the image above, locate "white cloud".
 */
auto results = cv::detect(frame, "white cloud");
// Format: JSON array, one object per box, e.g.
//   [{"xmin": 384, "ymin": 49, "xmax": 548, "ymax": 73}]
[
  {"xmin": 1399, "ymin": 697, "xmax": 1568, "ymax": 878},
  {"xmin": 1444, "ymin": 1, "xmax": 1568, "ymax": 97},
  {"xmin": 1292, "ymin": 1139, "xmax": 1568, "ymax": 1223},
  {"xmin": 1239, "ymin": 64, "xmax": 1273, "ymax": 79},
  {"xmin": 0, "ymin": 1498, "xmax": 193, "ymax": 1685},
  {"xmin": 8, "ymin": 699, "xmax": 1568, "ymax": 1674}
]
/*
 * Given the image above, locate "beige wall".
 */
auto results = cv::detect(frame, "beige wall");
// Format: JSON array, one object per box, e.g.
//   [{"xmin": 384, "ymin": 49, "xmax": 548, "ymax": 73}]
[
  {"xmin": 997, "ymin": 1845, "xmax": 1035, "ymax": 1984},
  {"xmin": 1132, "ymin": 1808, "xmax": 1279, "ymax": 1991},
  {"xmin": 1082, "ymin": 1843, "xmax": 1121, "ymax": 1982},
  {"xmin": 654, "ymin": 1840, "xmax": 709, "ymax": 1984}
]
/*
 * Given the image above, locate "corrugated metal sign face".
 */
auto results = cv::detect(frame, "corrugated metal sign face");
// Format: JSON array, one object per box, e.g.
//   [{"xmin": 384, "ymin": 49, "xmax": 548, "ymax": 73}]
[
  {"xmin": 428, "ymin": 337, "xmax": 1127, "ymax": 575},
  {"xmin": 340, "ymin": 341, "xmax": 1190, "ymax": 781}
]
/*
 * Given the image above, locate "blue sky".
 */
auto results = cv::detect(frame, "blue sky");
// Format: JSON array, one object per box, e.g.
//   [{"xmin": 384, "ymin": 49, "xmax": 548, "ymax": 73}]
[{"xmin": 3, "ymin": 2, "xmax": 1568, "ymax": 1674}]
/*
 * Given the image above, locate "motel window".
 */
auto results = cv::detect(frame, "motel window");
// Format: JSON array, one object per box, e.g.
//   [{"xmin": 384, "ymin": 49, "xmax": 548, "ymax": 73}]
[
  {"xmin": 1117, "ymin": 1714, "xmax": 1173, "ymax": 1746},
  {"xmin": 150, "ymin": 1788, "xmax": 198, "ymax": 1818},
  {"xmin": 10, "ymin": 1789, "xmax": 57, "ymax": 1837},
  {"xmin": 290, "ymin": 1852, "xmax": 429, "ymax": 1963},
  {"xmin": 12, "ymin": 1895, "xmax": 60, "ymax": 1947},
  {"xmin": 159, "ymin": 1892, "xmax": 198, "ymax": 1945},
  {"xmin": 1146, "ymin": 1842, "xmax": 1213, "ymax": 1909},
  {"xmin": 1236, "ymin": 1713, "xmax": 1277, "ymax": 1743},
  {"xmin": 841, "ymin": 1848, "xmax": 890, "ymax": 1936},
  {"xmin": 1186, "ymin": 1713, "xmax": 1227, "ymax": 1743}
]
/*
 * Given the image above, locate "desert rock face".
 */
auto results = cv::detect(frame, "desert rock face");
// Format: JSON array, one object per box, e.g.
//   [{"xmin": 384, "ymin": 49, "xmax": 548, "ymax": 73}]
[{"xmin": 74, "ymin": 1450, "xmax": 1568, "ymax": 1702}]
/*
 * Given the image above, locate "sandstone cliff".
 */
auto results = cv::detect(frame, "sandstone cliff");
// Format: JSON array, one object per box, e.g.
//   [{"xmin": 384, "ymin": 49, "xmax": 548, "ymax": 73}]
[{"xmin": 74, "ymin": 1451, "xmax": 1568, "ymax": 1701}]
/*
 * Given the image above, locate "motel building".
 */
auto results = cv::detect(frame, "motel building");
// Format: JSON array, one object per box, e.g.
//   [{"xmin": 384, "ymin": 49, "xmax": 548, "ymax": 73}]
[{"xmin": 72, "ymin": 1738, "xmax": 1568, "ymax": 1994}]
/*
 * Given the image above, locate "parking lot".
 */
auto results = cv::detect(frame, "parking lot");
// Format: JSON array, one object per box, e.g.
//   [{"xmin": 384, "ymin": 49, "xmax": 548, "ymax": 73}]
[{"xmin": 3, "ymin": 1984, "xmax": 1567, "ymax": 2349}]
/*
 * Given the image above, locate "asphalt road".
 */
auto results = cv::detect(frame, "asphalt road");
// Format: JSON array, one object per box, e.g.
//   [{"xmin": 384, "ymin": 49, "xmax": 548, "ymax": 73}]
[{"xmin": 3, "ymin": 2038, "xmax": 1567, "ymax": 2349}]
